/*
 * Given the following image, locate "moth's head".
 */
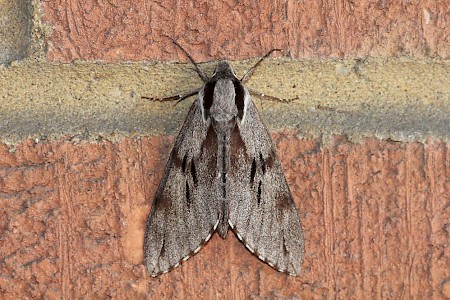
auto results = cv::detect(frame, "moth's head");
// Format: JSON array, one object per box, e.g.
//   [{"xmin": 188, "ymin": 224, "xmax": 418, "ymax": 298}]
[
  {"xmin": 212, "ymin": 61, "xmax": 237, "ymax": 79},
  {"xmin": 198, "ymin": 61, "xmax": 250, "ymax": 125}
]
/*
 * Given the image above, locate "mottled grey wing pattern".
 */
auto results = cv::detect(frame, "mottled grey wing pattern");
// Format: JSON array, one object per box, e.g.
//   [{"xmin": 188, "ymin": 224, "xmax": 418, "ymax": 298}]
[
  {"xmin": 227, "ymin": 98, "xmax": 304, "ymax": 275},
  {"xmin": 144, "ymin": 101, "xmax": 220, "ymax": 277}
]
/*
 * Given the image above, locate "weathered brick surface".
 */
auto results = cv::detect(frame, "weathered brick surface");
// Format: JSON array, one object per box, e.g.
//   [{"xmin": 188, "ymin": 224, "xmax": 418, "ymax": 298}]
[
  {"xmin": 0, "ymin": 135, "xmax": 449, "ymax": 299},
  {"xmin": 0, "ymin": 0, "xmax": 32, "ymax": 64},
  {"xmin": 42, "ymin": 0, "xmax": 450, "ymax": 62},
  {"xmin": 2, "ymin": 0, "xmax": 449, "ymax": 298}
]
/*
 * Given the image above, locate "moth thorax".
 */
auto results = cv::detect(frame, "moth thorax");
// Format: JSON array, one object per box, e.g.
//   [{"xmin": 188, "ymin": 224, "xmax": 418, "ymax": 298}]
[{"xmin": 209, "ymin": 79, "xmax": 239, "ymax": 123}]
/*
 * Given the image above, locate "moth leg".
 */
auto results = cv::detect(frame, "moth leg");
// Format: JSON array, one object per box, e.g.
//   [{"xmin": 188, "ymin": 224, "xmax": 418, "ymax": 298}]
[
  {"xmin": 164, "ymin": 35, "xmax": 208, "ymax": 82},
  {"xmin": 142, "ymin": 88, "xmax": 200, "ymax": 104},
  {"xmin": 248, "ymin": 88, "xmax": 298, "ymax": 103},
  {"xmin": 241, "ymin": 49, "xmax": 282, "ymax": 83}
]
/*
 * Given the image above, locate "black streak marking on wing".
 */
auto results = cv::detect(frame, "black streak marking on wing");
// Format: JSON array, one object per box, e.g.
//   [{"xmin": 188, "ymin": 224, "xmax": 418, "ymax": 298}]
[
  {"xmin": 259, "ymin": 152, "xmax": 266, "ymax": 175},
  {"xmin": 182, "ymin": 154, "xmax": 188, "ymax": 173},
  {"xmin": 250, "ymin": 157, "xmax": 256, "ymax": 184},
  {"xmin": 160, "ymin": 238, "xmax": 166, "ymax": 257},
  {"xmin": 275, "ymin": 193, "xmax": 294, "ymax": 210},
  {"xmin": 153, "ymin": 193, "xmax": 172, "ymax": 210},
  {"xmin": 233, "ymin": 80, "xmax": 245, "ymax": 119},
  {"xmin": 190, "ymin": 161, "xmax": 198, "ymax": 185},
  {"xmin": 257, "ymin": 180, "xmax": 262, "ymax": 205},
  {"xmin": 185, "ymin": 180, "xmax": 191, "ymax": 207}
]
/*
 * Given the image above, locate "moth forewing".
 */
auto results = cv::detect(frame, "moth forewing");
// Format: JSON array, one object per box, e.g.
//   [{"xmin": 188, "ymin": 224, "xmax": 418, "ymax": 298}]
[
  {"xmin": 144, "ymin": 45, "xmax": 304, "ymax": 277},
  {"xmin": 227, "ymin": 97, "xmax": 304, "ymax": 276}
]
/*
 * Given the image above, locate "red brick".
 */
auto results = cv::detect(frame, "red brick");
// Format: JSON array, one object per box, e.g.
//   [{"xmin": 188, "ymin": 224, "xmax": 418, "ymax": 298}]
[
  {"xmin": 0, "ymin": 135, "xmax": 448, "ymax": 298},
  {"xmin": 42, "ymin": 0, "xmax": 450, "ymax": 62}
]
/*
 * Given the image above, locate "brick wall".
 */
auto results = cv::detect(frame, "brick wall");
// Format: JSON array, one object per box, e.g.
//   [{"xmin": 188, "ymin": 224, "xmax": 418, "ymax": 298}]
[{"xmin": 0, "ymin": 0, "xmax": 449, "ymax": 299}]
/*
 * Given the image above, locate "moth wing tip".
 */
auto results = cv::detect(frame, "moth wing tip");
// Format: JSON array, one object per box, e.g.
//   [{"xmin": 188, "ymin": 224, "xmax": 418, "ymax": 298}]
[{"xmin": 287, "ymin": 269, "xmax": 300, "ymax": 276}]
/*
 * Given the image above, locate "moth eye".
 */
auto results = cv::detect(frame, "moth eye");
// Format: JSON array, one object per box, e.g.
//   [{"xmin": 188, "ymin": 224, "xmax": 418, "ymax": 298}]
[
  {"xmin": 250, "ymin": 157, "xmax": 257, "ymax": 184},
  {"xmin": 190, "ymin": 161, "xmax": 198, "ymax": 185},
  {"xmin": 233, "ymin": 80, "xmax": 245, "ymax": 119},
  {"xmin": 259, "ymin": 153, "xmax": 266, "ymax": 174}
]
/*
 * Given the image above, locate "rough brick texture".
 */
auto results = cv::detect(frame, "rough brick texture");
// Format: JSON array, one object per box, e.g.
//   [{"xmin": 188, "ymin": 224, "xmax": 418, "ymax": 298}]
[
  {"xmin": 1, "ymin": 136, "xmax": 449, "ymax": 299},
  {"xmin": 1, "ymin": 0, "xmax": 449, "ymax": 299},
  {"xmin": 0, "ymin": 0, "xmax": 32, "ymax": 64},
  {"xmin": 42, "ymin": 0, "xmax": 450, "ymax": 62}
]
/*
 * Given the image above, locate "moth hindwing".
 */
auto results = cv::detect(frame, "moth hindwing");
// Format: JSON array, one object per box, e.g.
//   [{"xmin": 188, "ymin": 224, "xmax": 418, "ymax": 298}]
[{"xmin": 144, "ymin": 41, "xmax": 304, "ymax": 277}]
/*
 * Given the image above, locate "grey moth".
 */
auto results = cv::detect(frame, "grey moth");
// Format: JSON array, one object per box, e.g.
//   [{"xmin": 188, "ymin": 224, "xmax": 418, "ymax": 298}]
[{"xmin": 144, "ymin": 39, "xmax": 304, "ymax": 277}]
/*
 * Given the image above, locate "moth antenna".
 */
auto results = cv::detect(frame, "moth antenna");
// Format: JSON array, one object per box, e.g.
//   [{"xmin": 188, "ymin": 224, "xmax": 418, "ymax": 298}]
[
  {"xmin": 163, "ymin": 35, "xmax": 209, "ymax": 82},
  {"xmin": 248, "ymin": 88, "xmax": 299, "ymax": 103},
  {"xmin": 241, "ymin": 49, "xmax": 282, "ymax": 83},
  {"xmin": 142, "ymin": 88, "xmax": 200, "ymax": 105}
]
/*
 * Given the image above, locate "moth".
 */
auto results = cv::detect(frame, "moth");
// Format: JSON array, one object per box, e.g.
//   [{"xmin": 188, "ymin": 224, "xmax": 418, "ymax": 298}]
[{"xmin": 144, "ymin": 38, "xmax": 304, "ymax": 277}]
